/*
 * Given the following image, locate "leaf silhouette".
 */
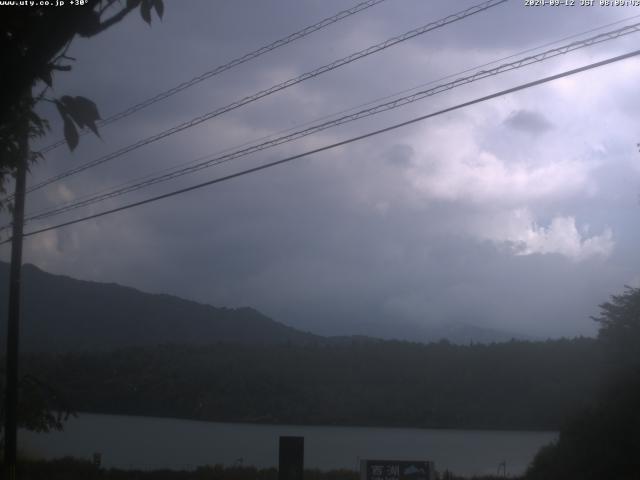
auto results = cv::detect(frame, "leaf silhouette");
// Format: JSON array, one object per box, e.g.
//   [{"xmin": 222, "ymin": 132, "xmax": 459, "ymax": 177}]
[
  {"xmin": 60, "ymin": 96, "xmax": 101, "ymax": 137},
  {"xmin": 140, "ymin": 0, "xmax": 152, "ymax": 24},
  {"xmin": 153, "ymin": 0, "xmax": 164, "ymax": 20},
  {"xmin": 56, "ymin": 96, "xmax": 100, "ymax": 149},
  {"xmin": 62, "ymin": 116, "xmax": 79, "ymax": 151}
]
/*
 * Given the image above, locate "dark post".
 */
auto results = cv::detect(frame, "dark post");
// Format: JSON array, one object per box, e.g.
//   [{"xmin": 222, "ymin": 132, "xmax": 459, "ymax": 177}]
[
  {"xmin": 278, "ymin": 436, "xmax": 304, "ymax": 480},
  {"xmin": 3, "ymin": 128, "xmax": 28, "ymax": 480}
]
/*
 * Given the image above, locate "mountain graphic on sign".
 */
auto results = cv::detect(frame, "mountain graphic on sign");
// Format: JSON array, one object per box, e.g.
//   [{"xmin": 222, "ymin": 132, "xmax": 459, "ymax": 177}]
[{"xmin": 402, "ymin": 466, "xmax": 426, "ymax": 478}]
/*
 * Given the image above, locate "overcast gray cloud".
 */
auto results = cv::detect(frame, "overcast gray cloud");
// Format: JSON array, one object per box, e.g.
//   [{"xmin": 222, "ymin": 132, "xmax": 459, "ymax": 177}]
[
  {"xmin": 505, "ymin": 109, "xmax": 553, "ymax": 135},
  {"xmin": 2, "ymin": 0, "xmax": 640, "ymax": 341}
]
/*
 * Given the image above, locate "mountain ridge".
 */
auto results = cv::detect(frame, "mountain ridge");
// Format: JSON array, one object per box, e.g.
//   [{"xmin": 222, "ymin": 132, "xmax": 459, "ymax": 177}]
[
  {"xmin": 0, "ymin": 261, "xmax": 321, "ymax": 352},
  {"xmin": 0, "ymin": 261, "xmax": 532, "ymax": 351}
]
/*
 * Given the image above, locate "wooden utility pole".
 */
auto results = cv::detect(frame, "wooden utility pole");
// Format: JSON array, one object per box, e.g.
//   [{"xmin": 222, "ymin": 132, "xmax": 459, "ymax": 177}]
[{"xmin": 3, "ymin": 123, "xmax": 28, "ymax": 480}]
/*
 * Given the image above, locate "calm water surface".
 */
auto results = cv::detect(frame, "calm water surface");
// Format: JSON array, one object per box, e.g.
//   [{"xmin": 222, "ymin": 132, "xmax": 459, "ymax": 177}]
[{"xmin": 20, "ymin": 413, "xmax": 557, "ymax": 476}]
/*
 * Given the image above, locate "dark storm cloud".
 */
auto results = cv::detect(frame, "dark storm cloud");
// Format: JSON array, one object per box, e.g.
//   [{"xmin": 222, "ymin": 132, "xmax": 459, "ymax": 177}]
[
  {"xmin": 505, "ymin": 109, "xmax": 553, "ymax": 135},
  {"xmin": 4, "ymin": 0, "xmax": 640, "ymax": 341},
  {"xmin": 384, "ymin": 144, "xmax": 415, "ymax": 167}
]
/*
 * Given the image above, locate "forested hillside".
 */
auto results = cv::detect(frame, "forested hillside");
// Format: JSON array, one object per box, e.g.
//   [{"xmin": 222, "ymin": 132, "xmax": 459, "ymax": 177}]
[
  {"xmin": 0, "ymin": 262, "xmax": 525, "ymax": 349},
  {"xmin": 0, "ymin": 262, "xmax": 604, "ymax": 431},
  {"xmin": 0, "ymin": 262, "xmax": 320, "ymax": 351},
  {"xmin": 21, "ymin": 338, "xmax": 601, "ymax": 431}
]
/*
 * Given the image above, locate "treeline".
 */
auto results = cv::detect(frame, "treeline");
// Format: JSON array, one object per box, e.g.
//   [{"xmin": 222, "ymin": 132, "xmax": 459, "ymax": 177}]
[
  {"xmin": 21, "ymin": 337, "xmax": 601, "ymax": 431},
  {"xmin": 8, "ymin": 458, "xmax": 505, "ymax": 480},
  {"xmin": 9, "ymin": 460, "xmax": 357, "ymax": 480}
]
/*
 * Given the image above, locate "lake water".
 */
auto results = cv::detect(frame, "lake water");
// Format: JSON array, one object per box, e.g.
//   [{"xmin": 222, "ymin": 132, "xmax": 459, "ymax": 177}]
[{"xmin": 20, "ymin": 413, "xmax": 557, "ymax": 476}]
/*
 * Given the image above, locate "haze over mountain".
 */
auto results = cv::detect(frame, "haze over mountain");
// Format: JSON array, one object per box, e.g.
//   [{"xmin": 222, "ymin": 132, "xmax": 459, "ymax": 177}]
[
  {"xmin": 324, "ymin": 318, "xmax": 537, "ymax": 345},
  {"xmin": 0, "ymin": 262, "xmax": 530, "ymax": 352}
]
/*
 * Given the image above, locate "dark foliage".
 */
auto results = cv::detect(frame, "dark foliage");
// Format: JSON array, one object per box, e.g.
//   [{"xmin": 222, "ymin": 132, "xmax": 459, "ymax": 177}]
[
  {"xmin": 526, "ymin": 287, "xmax": 640, "ymax": 479},
  {"xmin": 0, "ymin": 263, "xmax": 604, "ymax": 432},
  {"xmin": 0, "ymin": 0, "xmax": 163, "ymax": 208},
  {"xmin": 526, "ymin": 377, "xmax": 640, "ymax": 479},
  {"xmin": 5, "ymin": 458, "xmax": 509, "ymax": 480},
  {"xmin": 16, "ymin": 337, "xmax": 600, "ymax": 431},
  {"xmin": 8, "ymin": 459, "xmax": 344, "ymax": 480},
  {"xmin": 0, "ymin": 369, "xmax": 76, "ymax": 450},
  {"xmin": 592, "ymin": 286, "xmax": 640, "ymax": 377}
]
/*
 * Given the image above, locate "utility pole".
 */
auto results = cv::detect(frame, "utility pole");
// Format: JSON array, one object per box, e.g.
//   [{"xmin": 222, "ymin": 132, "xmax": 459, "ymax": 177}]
[{"xmin": 3, "ymin": 119, "xmax": 28, "ymax": 480}]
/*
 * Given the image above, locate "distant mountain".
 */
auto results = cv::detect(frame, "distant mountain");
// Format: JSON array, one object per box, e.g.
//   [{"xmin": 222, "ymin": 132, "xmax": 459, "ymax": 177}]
[
  {"xmin": 414, "ymin": 321, "xmax": 537, "ymax": 344},
  {"xmin": 0, "ymin": 262, "xmax": 532, "ymax": 353},
  {"xmin": 307, "ymin": 318, "xmax": 534, "ymax": 345},
  {"xmin": 0, "ymin": 262, "xmax": 321, "ymax": 352}
]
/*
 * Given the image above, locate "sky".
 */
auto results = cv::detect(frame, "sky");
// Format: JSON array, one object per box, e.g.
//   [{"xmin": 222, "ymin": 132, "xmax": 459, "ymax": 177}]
[{"xmin": 2, "ymin": 0, "xmax": 640, "ymax": 340}]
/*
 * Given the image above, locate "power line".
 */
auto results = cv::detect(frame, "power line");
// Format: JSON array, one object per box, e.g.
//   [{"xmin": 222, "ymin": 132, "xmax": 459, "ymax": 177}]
[
  {"xmin": 36, "ymin": 0, "xmax": 391, "ymax": 155},
  {"xmin": 26, "ymin": 11, "xmax": 640, "ymax": 223},
  {"xmin": 20, "ymin": 20, "xmax": 640, "ymax": 224},
  {"xmin": 25, "ymin": 0, "xmax": 508, "ymax": 195},
  {"xmin": 19, "ymin": 11, "xmax": 638, "ymax": 227},
  {"xmin": 4, "ymin": 48, "xmax": 638, "ymax": 245},
  {"xmin": 20, "ymin": 21, "xmax": 640, "ymax": 226}
]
